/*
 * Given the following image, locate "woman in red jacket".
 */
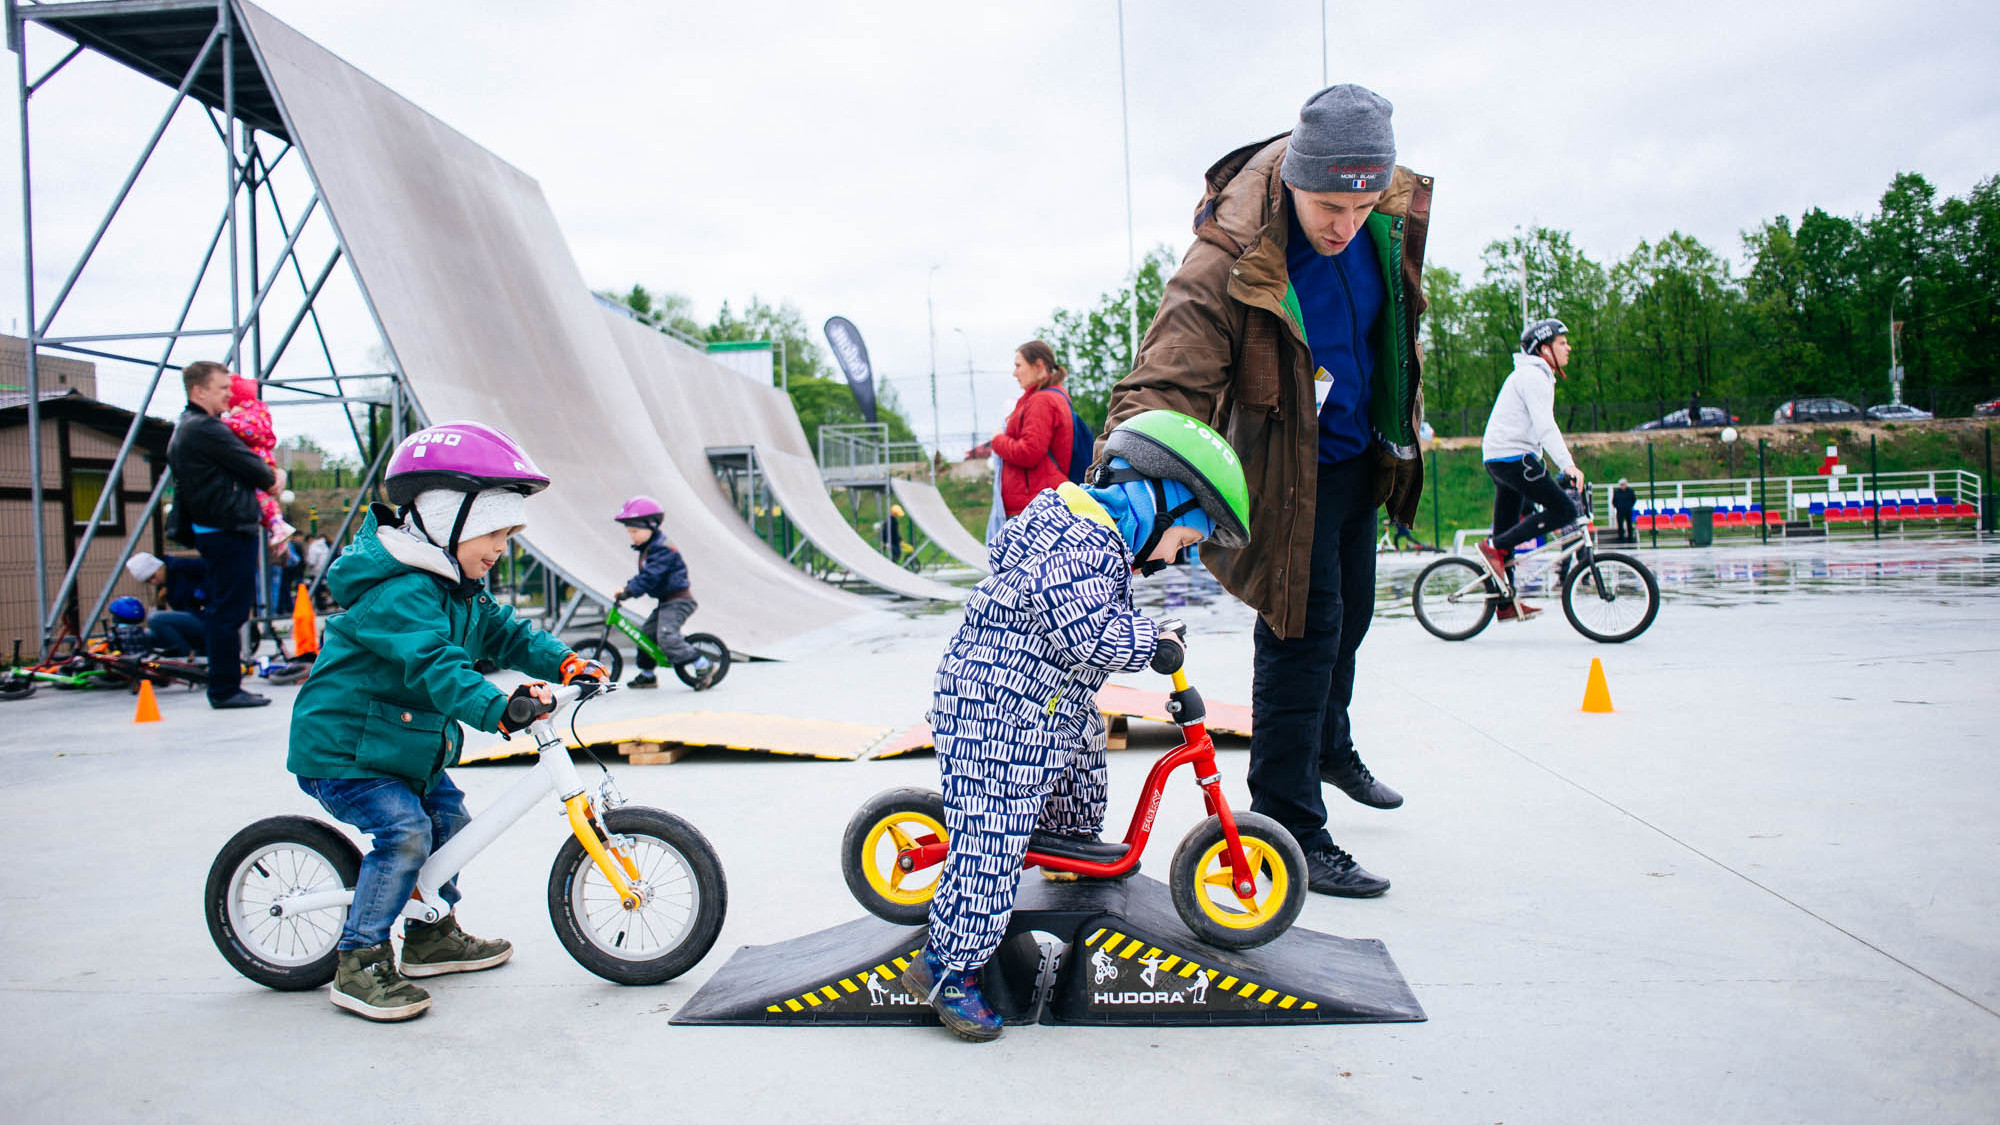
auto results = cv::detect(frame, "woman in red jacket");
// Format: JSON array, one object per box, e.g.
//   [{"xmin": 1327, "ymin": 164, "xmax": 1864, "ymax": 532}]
[{"xmin": 991, "ymin": 340, "xmax": 1074, "ymax": 517}]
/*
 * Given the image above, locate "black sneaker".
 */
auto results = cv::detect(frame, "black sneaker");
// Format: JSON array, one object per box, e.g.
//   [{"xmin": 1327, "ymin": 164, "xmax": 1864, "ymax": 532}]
[
  {"xmin": 627, "ymin": 671, "xmax": 658, "ymax": 690},
  {"xmin": 1304, "ymin": 845, "xmax": 1390, "ymax": 898},
  {"xmin": 1030, "ymin": 830, "xmax": 1138, "ymax": 881},
  {"xmin": 210, "ymin": 690, "xmax": 271, "ymax": 709},
  {"xmin": 1319, "ymin": 756, "xmax": 1404, "ymax": 810}
]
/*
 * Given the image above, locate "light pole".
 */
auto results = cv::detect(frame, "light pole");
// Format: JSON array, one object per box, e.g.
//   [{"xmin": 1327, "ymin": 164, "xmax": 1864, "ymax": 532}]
[
  {"xmin": 926, "ymin": 265, "xmax": 941, "ymax": 459},
  {"xmin": 953, "ymin": 327, "xmax": 977, "ymax": 447},
  {"xmin": 1888, "ymin": 275, "xmax": 1914, "ymax": 405},
  {"xmin": 1116, "ymin": 0, "xmax": 1137, "ymax": 370}
]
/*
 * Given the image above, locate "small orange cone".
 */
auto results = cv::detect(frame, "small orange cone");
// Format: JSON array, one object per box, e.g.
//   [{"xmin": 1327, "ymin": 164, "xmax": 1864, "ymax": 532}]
[
  {"xmin": 291, "ymin": 583, "xmax": 318, "ymax": 657},
  {"xmin": 1581, "ymin": 658, "xmax": 1615, "ymax": 713},
  {"xmin": 134, "ymin": 679, "xmax": 162, "ymax": 724}
]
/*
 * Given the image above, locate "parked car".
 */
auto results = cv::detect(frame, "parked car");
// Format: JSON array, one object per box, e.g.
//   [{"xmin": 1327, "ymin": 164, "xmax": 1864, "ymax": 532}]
[
  {"xmin": 1631, "ymin": 407, "xmax": 1737, "ymax": 432},
  {"xmin": 1772, "ymin": 397, "xmax": 1863, "ymax": 424},
  {"xmin": 1865, "ymin": 403, "xmax": 1934, "ymax": 421},
  {"xmin": 1974, "ymin": 397, "xmax": 2000, "ymax": 418}
]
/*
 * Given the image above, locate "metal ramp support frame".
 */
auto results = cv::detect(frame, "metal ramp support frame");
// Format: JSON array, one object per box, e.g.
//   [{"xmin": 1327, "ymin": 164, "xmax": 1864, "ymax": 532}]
[{"xmin": 6, "ymin": 0, "xmax": 595, "ymax": 654}]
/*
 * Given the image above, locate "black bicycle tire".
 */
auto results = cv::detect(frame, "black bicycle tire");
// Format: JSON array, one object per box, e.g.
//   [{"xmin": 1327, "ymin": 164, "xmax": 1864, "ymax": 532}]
[
  {"xmin": 1168, "ymin": 812, "xmax": 1308, "ymax": 951},
  {"xmin": 546, "ymin": 806, "xmax": 727, "ymax": 985},
  {"xmin": 841, "ymin": 787, "xmax": 948, "ymax": 925},
  {"xmin": 672, "ymin": 633, "xmax": 731, "ymax": 690},
  {"xmin": 205, "ymin": 816, "xmax": 361, "ymax": 991},
  {"xmin": 1561, "ymin": 550, "xmax": 1661, "ymax": 643},
  {"xmin": 1412, "ymin": 556, "xmax": 1497, "ymax": 641},
  {"xmin": 570, "ymin": 638, "xmax": 623, "ymax": 683}
]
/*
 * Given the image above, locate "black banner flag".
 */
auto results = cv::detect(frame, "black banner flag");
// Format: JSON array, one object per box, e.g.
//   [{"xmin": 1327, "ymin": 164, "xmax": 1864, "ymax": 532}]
[{"xmin": 822, "ymin": 316, "xmax": 879, "ymax": 424}]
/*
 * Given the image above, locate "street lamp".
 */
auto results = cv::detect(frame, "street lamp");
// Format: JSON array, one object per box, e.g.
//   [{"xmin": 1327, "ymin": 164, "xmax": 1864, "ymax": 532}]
[
  {"xmin": 953, "ymin": 327, "xmax": 977, "ymax": 447},
  {"xmin": 1889, "ymin": 275, "xmax": 1914, "ymax": 406},
  {"xmin": 926, "ymin": 266, "xmax": 941, "ymax": 459}
]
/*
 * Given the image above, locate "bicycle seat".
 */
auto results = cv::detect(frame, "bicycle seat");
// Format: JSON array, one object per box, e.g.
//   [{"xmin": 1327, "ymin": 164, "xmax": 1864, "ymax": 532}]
[{"xmin": 1027, "ymin": 830, "xmax": 1129, "ymax": 863}]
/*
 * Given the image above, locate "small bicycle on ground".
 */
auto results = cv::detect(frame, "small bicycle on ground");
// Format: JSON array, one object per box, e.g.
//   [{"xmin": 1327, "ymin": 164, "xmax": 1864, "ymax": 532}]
[
  {"xmin": 1411, "ymin": 504, "xmax": 1660, "ymax": 643},
  {"xmin": 569, "ymin": 598, "xmax": 730, "ymax": 691},
  {"xmin": 205, "ymin": 681, "xmax": 727, "ymax": 989},
  {"xmin": 841, "ymin": 645, "xmax": 1306, "ymax": 951}
]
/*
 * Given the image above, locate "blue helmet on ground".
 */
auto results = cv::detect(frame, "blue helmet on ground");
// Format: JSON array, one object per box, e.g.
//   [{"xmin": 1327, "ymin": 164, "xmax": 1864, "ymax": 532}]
[{"xmin": 108, "ymin": 595, "xmax": 147, "ymax": 623}]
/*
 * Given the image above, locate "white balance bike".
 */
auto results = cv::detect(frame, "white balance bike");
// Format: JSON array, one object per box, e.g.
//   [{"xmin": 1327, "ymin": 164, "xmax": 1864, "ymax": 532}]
[{"xmin": 205, "ymin": 681, "xmax": 726, "ymax": 989}]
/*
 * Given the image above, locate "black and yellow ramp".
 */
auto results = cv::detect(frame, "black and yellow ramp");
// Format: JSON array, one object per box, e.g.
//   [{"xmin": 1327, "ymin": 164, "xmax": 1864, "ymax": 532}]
[
  {"xmin": 670, "ymin": 916, "xmax": 1045, "ymax": 1027},
  {"xmin": 672, "ymin": 876, "xmax": 1422, "ymax": 1029}
]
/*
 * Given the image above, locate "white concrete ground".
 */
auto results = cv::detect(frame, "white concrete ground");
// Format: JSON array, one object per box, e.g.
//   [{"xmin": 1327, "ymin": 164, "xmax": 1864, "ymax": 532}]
[{"xmin": 2, "ymin": 538, "xmax": 1995, "ymax": 1123}]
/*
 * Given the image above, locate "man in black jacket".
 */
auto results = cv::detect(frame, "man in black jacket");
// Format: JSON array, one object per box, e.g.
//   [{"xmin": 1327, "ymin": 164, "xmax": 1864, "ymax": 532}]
[{"xmin": 168, "ymin": 361, "xmax": 282, "ymax": 708}]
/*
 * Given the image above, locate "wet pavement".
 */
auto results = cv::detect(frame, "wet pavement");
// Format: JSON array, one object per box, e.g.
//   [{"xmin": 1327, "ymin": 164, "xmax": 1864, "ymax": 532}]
[{"xmin": 3, "ymin": 535, "xmax": 1995, "ymax": 1123}]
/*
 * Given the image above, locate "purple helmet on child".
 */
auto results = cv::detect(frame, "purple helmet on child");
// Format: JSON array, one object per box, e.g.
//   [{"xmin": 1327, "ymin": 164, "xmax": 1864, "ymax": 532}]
[
  {"xmin": 384, "ymin": 421, "xmax": 550, "ymax": 506},
  {"xmin": 614, "ymin": 496, "xmax": 665, "ymax": 528}
]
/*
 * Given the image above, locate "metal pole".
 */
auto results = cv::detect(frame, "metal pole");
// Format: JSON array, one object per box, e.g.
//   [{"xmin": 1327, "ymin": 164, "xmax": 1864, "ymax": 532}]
[
  {"xmin": 1870, "ymin": 434, "xmax": 1880, "ymax": 540},
  {"xmin": 1647, "ymin": 441, "xmax": 1658, "ymax": 550},
  {"xmin": 17, "ymin": 22, "xmax": 48, "ymax": 656},
  {"xmin": 926, "ymin": 267, "xmax": 940, "ymax": 458},
  {"xmin": 1117, "ymin": 0, "xmax": 1137, "ymax": 369},
  {"xmin": 1758, "ymin": 438, "xmax": 1768, "ymax": 545},
  {"xmin": 1428, "ymin": 449, "xmax": 1439, "ymax": 548},
  {"xmin": 221, "ymin": 0, "xmax": 241, "ymax": 367},
  {"xmin": 1320, "ymin": 0, "xmax": 1327, "ymax": 85},
  {"xmin": 1985, "ymin": 427, "xmax": 1994, "ymax": 535}
]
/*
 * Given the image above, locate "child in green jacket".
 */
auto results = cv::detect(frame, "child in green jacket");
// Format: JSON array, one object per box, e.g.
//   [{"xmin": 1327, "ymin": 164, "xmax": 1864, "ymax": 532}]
[{"xmin": 288, "ymin": 422, "xmax": 606, "ymax": 1022}]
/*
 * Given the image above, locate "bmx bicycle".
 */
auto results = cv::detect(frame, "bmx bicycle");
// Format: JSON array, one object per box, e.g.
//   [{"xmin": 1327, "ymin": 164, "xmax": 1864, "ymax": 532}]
[
  {"xmin": 841, "ymin": 648, "xmax": 1307, "ymax": 951},
  {"xmin": 1411, "ymin": 504, "xmax": 1659, "ymax": 643},
  {"xmin": 205, "ymin": 680, "xmax": 727, "ymax": 989},
  {"xmin": 569, "ymin": 598, "xmax": 729, "ymax": 691}
]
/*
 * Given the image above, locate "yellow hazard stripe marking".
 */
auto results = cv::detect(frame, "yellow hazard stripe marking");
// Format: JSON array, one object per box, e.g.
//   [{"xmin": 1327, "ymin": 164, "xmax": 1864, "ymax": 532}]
[
  {"xmin": 1119, "ymin": 938, "xmax": 1144, "ymax": 958},
  {"xmin": 784, "ymin": 999, "xmax": 803, "ymax": 1012},
  {"xmin": 1278, "ymin": 995, "xmax": 1297, "ymax": 1009},
  {"xmin": 1218, "ymin": 975, "xmax": 1238, "ymax": 991},
  {"xmin": 1257, "ymin": 988, "xmax": 1278, "ymax": 1004},
  {"xmin": 821, "ymin": 986, "xmax": 841, "ymax": 1002},
  {"xmin": 1159, "ymin": 955, "xmax": 1180, "ymax": 973},
  {"xmin": 1087, "ymin": 928, "xmax": 1106, "ymax": 945},
  {"xmin": 839, "ymin": 978, "xmax": 859, "ymax": 994},
  {"xmin": 802, "ymin": 992, "xmax": 821, "ymax": 1007}
]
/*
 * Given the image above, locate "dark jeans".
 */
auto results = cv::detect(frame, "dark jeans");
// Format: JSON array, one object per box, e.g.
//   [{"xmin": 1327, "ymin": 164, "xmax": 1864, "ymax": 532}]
[
  {"xmin": 1248, "ymin": 456, "xmax": 1377, "ymax": 853},
  {"xmin": 1614, "ymin": 508, "xmax": 1636, "ymax": 543},
  {"xmin": 194, "ymin": 529, "xmax": 258, "ymax": 702},
  {"xmin": 634, "ymin": 597, "xmax": 700, "ymax": 669},
  {"xmin": 298, "ymin": 773, "xmax": 470, "ymax": 950},
  {"xmin": 1487, "ymin": 455, "xmax": 1578, "ymax": 552},
  {"xmin": 147, "ymin": 610, "xmax": 206, "ymax": 656}
]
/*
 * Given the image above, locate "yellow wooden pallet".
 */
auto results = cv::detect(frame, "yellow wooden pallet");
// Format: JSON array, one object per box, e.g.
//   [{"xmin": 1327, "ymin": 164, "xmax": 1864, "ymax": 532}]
[{"xmin": 459, "ymin": 710, "xmax": 892, "ymax": 765}]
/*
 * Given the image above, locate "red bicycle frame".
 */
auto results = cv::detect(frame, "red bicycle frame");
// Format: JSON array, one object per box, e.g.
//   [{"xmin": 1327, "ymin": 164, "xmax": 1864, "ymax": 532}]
[{"xmin": 896, "ymin": 671, "xmax": 1264, "ymax": 904}]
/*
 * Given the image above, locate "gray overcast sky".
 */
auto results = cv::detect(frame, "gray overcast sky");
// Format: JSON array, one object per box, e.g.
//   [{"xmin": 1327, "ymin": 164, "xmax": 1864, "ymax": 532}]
[{"xmin": 4, "ymin": 0, "xmax": 1997, "ymax": 457}]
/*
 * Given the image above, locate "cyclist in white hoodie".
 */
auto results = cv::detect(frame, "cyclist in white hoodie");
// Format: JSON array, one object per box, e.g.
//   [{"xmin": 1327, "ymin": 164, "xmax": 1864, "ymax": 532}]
[{"xmin": 1478, "ymin": 318, "xmax": 1585, "ymax": 620}]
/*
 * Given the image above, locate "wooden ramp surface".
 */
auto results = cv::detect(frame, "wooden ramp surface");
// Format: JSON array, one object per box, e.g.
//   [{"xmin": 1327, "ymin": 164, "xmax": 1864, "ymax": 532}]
[
  {"xmin": 461, "ymin": 710, "xmax": 892, "ymax": 765},
  {"xmin": 868, "ymin": 685, "xmax": 1252, "ymax": 759}
]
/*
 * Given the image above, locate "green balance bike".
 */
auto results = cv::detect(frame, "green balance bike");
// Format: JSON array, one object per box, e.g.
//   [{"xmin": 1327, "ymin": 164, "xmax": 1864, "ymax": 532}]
[{"xmin": 569, "ymin": 599, "xmax": 730, "ymax": 691}]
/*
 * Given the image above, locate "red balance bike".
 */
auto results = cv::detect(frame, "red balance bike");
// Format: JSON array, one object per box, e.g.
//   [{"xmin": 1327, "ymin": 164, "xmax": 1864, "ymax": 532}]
[{"xmin": 842, "ymin": 655, "xmax": 1306, "ymax": 950}]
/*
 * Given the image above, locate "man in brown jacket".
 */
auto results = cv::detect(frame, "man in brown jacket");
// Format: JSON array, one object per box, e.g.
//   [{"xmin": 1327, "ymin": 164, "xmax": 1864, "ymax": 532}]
[{"xmin": 1101, "ymin": 85, "xmax": 1431, "ymax": 897}]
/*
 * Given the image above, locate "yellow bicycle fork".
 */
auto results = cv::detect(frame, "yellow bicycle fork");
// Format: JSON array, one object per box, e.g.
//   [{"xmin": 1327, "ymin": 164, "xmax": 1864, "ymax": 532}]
[{"xmin": 563, "ymin": 793, "xmax": 644, "ymax": 909}]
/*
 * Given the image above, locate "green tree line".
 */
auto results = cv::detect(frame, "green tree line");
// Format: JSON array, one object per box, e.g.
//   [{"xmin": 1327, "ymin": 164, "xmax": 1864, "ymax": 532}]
[
  {"xmin": 1041, "ymin": 171, "xmax": 1998, "ymax": 434},
  {"xmin": 606, "ymin": 285, "xmax": 921, "ymax": 451}
]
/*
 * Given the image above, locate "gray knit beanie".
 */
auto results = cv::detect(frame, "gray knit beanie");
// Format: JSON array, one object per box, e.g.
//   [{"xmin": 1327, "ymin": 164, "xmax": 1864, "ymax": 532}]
[{"xmin": 1280, "ymin": 84, "xmax": 1396, "ymax": 194}]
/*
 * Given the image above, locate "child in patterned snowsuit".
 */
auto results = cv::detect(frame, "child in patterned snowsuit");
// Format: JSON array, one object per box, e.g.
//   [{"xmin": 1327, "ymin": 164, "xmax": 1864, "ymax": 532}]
[{"xmin": 901, "ymin": 409, "xmax": 1251, "ymax": 1042}]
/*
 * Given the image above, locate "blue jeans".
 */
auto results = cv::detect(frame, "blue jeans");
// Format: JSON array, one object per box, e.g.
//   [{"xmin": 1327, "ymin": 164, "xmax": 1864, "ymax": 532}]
[
  {"xmin": 298, "ymin": 773, "xmax": 470, "ymax": 950},
  {"xmin": 146, "ymin": 610, "xmax": 206, "ymax": 656}
]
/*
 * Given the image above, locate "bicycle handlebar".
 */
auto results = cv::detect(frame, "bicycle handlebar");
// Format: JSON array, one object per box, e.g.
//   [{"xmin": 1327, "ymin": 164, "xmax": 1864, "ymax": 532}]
[{"xmin": 503, "ymin": 680, "xmax": 603, "ymax": 729}]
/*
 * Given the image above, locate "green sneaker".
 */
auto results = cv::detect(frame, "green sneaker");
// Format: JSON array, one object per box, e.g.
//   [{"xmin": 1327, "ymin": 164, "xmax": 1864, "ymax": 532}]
[
  {"xmin": 331, "ymin": 942, "xmax": 431, "ymax": 1022},
  {"xmin": 401, "ymin": 913, "xmax": 514, "ymax": 978}
]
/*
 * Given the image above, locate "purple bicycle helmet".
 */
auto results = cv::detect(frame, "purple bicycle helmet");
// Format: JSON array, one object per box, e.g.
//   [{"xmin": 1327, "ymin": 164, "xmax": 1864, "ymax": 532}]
[
  {"xmin": 614, "ymin": 496, "xmax": 665, "ymax": 527},
  {"xmin": 384, "ymin": 421, "xmax": 549, "ymax": 506}
]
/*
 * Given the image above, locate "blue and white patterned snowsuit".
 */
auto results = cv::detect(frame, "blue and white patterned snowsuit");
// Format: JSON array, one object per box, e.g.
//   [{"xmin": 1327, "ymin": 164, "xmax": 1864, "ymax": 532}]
[{"xmin": 926, "ymin": 484, "xmax": 1163, "ymax": 971}]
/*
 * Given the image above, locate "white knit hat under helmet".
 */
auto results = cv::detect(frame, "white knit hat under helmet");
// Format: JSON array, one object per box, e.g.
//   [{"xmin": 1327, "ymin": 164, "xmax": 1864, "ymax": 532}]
[{"xmin": 411, "ymin": 487, "xmax": 527, "ymax": 549}]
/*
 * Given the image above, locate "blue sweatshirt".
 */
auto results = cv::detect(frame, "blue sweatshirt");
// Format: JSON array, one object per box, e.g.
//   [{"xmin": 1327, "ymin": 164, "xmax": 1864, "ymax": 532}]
[{"xmin": 1286, "ymin": 206, "xmax": 1385, "ymax": 464}]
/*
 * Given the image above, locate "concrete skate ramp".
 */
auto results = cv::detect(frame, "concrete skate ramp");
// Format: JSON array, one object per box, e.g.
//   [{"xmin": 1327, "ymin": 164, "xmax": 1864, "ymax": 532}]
[
  {"xmin": 602, "ymin": 308, "xmax": 963, "ymax": 601},
  {"xmin": 236, "ymin": 4, "xmax": 872, "ymax": 650},
  {"xmin": 891, "ymin": 477, "xmax": 991, "ymax": 573},
  {"xmin": 758, "ymin": 450, "xmax": 966, "ymax": 600}
]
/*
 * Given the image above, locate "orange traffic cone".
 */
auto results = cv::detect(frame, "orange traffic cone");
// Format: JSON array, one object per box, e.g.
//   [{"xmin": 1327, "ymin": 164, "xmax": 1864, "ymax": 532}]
[
  {"xmin": 134, "ymin": 679, "xmax": 162, "ymax": 723},
  {"xmin": 1581, "ymin": 658, "xmax": 1614, "ymax": 713},
  {"xmin": 292, "ymin": 583, "xmax": 318, "ymax": 658}
]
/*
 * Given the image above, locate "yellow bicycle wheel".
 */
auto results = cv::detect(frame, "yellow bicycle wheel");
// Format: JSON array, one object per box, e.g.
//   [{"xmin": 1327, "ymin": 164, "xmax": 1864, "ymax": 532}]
[
  {"xmin": 1168, "ymin": 813, "xmax": 1307, "ymax": 950},
  {"xmin": 841, "ymin": 788, "xmax": 949, "ymax": 924}
]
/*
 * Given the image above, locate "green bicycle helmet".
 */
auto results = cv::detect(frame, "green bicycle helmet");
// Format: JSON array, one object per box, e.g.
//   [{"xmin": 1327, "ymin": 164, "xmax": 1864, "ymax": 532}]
[{"xmin": 1096, "ymin": 410, "xmax": 1252, "ymax": 550}]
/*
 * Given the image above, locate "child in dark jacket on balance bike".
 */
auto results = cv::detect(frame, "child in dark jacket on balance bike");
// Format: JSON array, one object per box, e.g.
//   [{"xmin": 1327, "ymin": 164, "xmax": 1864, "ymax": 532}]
[
  {"xmin": 611, "ymin": 496, "xmax": 718, "ymax": 690},
  {"xmin": 903, "ymin": 409, "xmax": 1253, "ymax": 1042}
]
